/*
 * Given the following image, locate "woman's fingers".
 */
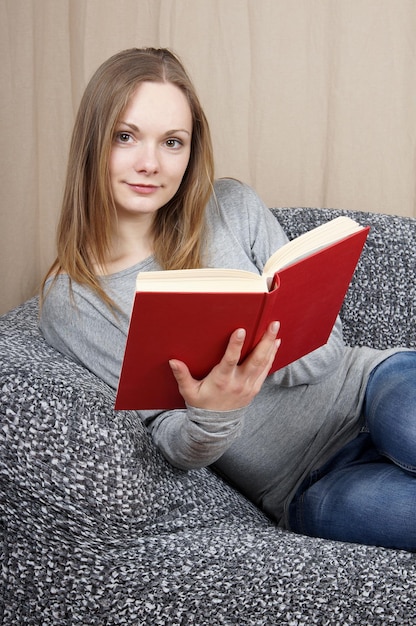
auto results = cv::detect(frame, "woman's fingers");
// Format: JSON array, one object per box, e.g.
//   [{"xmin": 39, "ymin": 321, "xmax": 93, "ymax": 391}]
[
  {"xmin": 219, "ymin": 322, "xmax": 279, "ymax": 373},
  {"xmin": 236, "ymin": 321, "xmax": 281, "ymax": 393},
  {"xmin": 217, "ymin": 327, "xmax": 247, "ymax": 368},
  {"xmin": 244, "ymin": 321, "xmax": 280, "ymax": 372},
  {"xmin": 168, "ymin": 327, "xmax": 247, "ymax": 407},
  {"xmin": 169, "ymin": 321, "xmax": 281, "ymax": 411}
]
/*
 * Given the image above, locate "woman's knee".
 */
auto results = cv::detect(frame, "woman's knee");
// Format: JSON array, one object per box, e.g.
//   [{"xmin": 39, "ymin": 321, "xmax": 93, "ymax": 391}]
[{"xmin": 364, "ymin": 351, "xmax": 416, "ymax": 472}]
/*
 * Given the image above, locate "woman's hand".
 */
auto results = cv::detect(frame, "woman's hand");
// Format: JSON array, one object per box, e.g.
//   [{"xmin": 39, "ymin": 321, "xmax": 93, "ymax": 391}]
[{"xmin": 169, "ymin": 321, "xmax": 281, "ymax": 411}]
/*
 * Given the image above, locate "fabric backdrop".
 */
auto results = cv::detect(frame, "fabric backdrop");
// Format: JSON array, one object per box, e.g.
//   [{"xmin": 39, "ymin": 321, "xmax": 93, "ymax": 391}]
[{"xmin": 1, "ymin": 0, "xmax": 416, "ymax": 315}]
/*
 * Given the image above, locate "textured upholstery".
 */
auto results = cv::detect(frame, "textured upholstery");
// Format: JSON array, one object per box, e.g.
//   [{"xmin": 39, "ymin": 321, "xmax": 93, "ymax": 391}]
[{"xmin": 1, "ymin": 208, "xmax": 415, "ymax": 625}]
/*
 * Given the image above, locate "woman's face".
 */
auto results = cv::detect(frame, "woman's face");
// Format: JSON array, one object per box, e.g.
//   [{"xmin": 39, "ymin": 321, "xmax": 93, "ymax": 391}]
[{"xmin": 109, "ymin": 81, "xmax": 193, "ymax": 220}]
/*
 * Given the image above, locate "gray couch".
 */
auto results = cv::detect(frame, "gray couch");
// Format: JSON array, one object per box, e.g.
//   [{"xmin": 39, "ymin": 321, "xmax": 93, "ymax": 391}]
[{"xmin": 1, "ymin": 207, "xmax": 415, "ymax": 625}]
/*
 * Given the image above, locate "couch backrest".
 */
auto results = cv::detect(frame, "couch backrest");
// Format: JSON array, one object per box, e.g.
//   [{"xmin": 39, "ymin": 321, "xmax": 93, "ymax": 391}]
[{"xmin": 273, "ymin": 208, "xmax": 416, "ymax": 350}]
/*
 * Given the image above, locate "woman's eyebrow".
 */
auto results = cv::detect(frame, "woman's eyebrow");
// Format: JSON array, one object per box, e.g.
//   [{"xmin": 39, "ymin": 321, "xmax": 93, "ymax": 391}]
[
  {"xmin": 117, "ymin": 121, "xmax": 139, "ymax": 131},
  {"xmin": 164, "ymin": 128, "xmax": 191, "ymax": 136},
  {"xmin": 118, "ymin": 120, "xmax": 191, "ymax": 136}
]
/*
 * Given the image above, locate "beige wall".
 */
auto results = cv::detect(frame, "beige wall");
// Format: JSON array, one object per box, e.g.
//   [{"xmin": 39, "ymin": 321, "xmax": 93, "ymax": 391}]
[{"xmin": 1, "ymin": 0, "xmax": 416, "ymax": 315}]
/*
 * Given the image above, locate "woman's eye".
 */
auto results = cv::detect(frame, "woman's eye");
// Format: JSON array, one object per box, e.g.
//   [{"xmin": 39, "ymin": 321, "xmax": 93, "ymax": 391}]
[
  {"xmin": 115, "ymin": 132, "xmax": 133, "ymax": 143},
  {"xmin": 165, "ymin": 138, "xmax": 182, "ymax": 149}
]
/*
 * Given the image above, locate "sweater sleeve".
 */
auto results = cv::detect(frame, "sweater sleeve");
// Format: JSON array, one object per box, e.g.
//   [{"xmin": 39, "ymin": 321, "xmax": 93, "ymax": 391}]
[{"xmin": 140, "ymin": 406, "xmax": 246, "ymax": 470}]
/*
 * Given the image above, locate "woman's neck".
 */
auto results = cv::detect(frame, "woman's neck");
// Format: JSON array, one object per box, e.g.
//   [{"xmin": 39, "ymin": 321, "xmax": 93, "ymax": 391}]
[{"xmin": 97, "ymin": 216, "xmax": 155, "ymax": 275}]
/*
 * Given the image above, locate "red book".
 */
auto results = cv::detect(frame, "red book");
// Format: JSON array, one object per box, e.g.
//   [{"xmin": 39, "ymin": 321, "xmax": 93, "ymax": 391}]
[{"xmin": 115, "ymin": 217, "xmax": 369, "ymax": 410}]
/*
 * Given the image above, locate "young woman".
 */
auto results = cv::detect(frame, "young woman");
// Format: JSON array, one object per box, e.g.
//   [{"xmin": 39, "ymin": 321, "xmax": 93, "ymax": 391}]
[{"xmin": 40, "ymin": 48, "xmax": 416, "ymax": 551}]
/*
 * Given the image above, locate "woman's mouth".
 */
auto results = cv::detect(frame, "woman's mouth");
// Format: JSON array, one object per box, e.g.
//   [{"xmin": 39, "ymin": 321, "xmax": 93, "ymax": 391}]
[{"xmin": 127, "ymin": 183, "xmax": 159, "ymax": 195}]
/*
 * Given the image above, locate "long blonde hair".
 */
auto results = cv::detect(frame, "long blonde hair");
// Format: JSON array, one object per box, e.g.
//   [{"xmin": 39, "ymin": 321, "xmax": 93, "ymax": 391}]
[{"xmin": 41, "ymin": 48, "xmax": 214, "ymax": 308}]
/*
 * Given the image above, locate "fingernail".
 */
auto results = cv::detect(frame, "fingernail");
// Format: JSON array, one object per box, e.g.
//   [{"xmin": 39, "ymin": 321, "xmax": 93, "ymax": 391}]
[
  {"xmin": 271, "ymin": 321, "xmax": 280, "ymax": 334},
  {"xmin": 236, "ymin": 328, "xmax": 246, "ymax": 340},
  {"xmin": 169, "ymin": 359, "xmax": 179, "ymax": 372}
]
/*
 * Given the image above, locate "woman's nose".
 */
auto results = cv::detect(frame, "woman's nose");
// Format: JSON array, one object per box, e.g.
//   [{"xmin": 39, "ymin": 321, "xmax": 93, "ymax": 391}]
[{"xmin": 134, "ymin": 143, "xmax": 159, "ymax": 174}]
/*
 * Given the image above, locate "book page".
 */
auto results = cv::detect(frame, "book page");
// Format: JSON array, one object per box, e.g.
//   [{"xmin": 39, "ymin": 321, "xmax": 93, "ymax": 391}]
[
  {"xmin": 263, "ymin": 216, "xmax": 363, "ymax": 276},
  {"xmin": 135, "ymin": 268, "xmax": 268, "ymax": 293}
]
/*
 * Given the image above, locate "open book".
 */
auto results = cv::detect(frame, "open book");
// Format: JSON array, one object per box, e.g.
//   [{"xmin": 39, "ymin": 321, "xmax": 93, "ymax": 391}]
[{"xmin": 115, "ymin": 216, "xmax": 369, "ymax": 410}]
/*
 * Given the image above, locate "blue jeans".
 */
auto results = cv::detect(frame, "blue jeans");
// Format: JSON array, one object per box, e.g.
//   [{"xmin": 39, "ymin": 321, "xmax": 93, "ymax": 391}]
[{"xmin": 288, "ymin": 351, "xmax": 416, "ymax": 550}]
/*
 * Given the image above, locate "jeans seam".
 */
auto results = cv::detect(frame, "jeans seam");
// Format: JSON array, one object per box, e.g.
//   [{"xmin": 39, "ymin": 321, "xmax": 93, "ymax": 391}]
[{"xmin": 376, "ymin": 449, "xmax": 416, "ymax": 474}]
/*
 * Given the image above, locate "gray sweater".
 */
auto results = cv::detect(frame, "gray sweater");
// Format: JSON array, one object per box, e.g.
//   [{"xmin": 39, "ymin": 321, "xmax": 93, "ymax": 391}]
[{"xmin": 40, "ymin": 178, "xmax": 397, "ymax": 526}]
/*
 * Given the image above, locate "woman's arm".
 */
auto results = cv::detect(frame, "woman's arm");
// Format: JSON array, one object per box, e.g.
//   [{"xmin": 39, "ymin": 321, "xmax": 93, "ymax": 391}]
[{"xmin": 142, "ymin": 321, "xmax": 280, "ymax": 470}]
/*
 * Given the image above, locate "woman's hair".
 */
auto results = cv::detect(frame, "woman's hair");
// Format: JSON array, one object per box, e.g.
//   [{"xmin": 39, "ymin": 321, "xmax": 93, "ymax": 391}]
[{"xmin": 42, "ymin": 48, "xmax": 214, "ymax": 308}]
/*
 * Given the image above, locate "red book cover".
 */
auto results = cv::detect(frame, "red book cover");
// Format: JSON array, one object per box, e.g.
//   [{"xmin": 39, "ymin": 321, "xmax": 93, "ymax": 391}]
[{"xmin": 115, "ymin": 227, "xmax": 369, "ymax": 410}]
